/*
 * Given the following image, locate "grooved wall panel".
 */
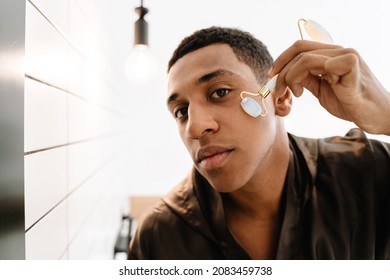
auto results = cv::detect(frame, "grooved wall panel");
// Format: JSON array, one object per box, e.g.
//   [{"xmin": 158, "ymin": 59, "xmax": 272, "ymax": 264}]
[
  {"xmin": 67, "ymin": 138, "xmax": 116, "ymax": 192},
  {"xmin": 24, "ymin": 78, "xmax": 67, "ymax": 152},
  {"xmin": 25, "ymin": 0, "xmax": 69, "ymax": 34},
  {"xmin": 67, "ymin": 154, "xmax": 125, "ymax": 259},
  {"xmin": 24, "ymin": 147, "xmax": 67, "ymax": 230},
  {"xmin": 24, "ymin": 0, "xmax": 131, "ymax": 259},
  {"xmin": 25, "ymin": 2, "xmax": 69, "ymax": 90},
  {"xmin": 25, "ymin": 201, "xmax": 68, "ymax": 259},
  {"xmin": 68, "ymin": 95, "xmax": 121, "ymax": 142}
]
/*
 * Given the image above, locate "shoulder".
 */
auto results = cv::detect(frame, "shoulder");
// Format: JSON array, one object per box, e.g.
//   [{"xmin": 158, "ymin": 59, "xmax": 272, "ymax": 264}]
[
  {"xmin": 133, "ymin": 174, "xmax": 195, "ymax": 234},
  {"xmin": 127, "ymin": 198, "xmax": 180, "ymax": 259},
  {"xmin": 290, "ymin": 128, "xmax": 390, "ymax": 191},
  {"xmin": 315, "ymin": 129, "xmax": 390, "ymax": 175},
  {"xmin": 128, "ymin": 175, "xmax": 200, "ymax": 260},
  {"xmin": 290, "ymin": 128, "xmax": 389, "ymax": 164},
  {"xmin": 128, "ymin": 171, "xmax": 221, "ymax": 259}
]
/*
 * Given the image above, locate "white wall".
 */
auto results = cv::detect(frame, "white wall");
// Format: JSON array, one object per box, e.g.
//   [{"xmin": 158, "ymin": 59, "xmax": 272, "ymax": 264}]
[{"xmin": 24, "ymin": 0, "xmax": 132, "ymax": 259}]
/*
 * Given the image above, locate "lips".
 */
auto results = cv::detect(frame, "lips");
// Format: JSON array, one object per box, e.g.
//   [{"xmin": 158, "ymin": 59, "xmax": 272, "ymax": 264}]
[{"xmin": 196, "ymin": 146, "xmax": 234, "ymax": 170}]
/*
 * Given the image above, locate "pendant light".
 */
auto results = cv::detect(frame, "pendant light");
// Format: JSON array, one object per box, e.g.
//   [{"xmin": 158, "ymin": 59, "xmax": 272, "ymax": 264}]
[{"xmin": 124, "ymin": 0, "xmax": 157, "ymax": 84}]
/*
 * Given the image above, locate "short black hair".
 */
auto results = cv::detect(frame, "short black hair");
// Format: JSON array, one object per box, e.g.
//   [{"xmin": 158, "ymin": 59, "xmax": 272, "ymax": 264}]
[{"xmin": 167, "ymin": 26, "xmax": 273, "ymax": 84}]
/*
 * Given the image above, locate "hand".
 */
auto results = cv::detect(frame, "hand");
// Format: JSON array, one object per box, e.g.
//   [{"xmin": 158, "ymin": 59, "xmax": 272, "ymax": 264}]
[{"xmin": 269, "ymin": 40, "xmax": 390, "ymax": 135}]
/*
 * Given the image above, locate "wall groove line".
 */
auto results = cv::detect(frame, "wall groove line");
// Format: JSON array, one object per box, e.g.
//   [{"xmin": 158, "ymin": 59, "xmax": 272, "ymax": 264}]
[
  {"xmin": 24, "ymin": 131, "xmax": 126, "ymax": 155},
  {"xmin": 27, "ymin": 0, "xmax": 129, "ymax": 101},
  {"xmin": 25, "ymin": 74, "xmax": 128, "ymax": 118},
  {"xmin": 25, "ymin": 148, "xmax": 124, "ymax": 234}
]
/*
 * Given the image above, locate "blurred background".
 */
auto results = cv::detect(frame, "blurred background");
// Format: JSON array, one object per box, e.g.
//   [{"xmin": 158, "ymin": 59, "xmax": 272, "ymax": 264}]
[{"xmin": 1, "ymin": 0, "xmax": 389, "ymax": 259}]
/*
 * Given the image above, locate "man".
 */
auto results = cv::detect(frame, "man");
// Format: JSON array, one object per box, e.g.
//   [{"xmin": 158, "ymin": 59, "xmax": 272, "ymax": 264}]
[{"xmin": 128, "ymin": 26, "xmax": 390, "ymax": 259}]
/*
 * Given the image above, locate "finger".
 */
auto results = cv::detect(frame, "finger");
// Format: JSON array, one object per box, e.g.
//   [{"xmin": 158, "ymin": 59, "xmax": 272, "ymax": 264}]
[
  {"xmin": 274, "ymin": 52, "xmax": 327, "ymax": 98},
  {"xmin": 269, "ymin": 40, "xmax": 341, "ymax": 77},
  {"xmin": 289, "ymin": 47, "xmax": 360, "ymax": 86},
  {"xmin": 274, "ymin": 48, "xmax": 356, "ymax": 98},
  {"xmin": 284, "ymin": 53, "xmax": 329, "ymax": 96},
  {"xmin": 324, "ymin": 52, "xmax": 359, "ymax": 88}
]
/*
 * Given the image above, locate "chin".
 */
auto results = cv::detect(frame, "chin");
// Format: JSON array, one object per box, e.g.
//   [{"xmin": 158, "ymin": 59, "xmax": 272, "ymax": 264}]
[
  {"xmin": 211, "ymin": 185, "xmax": 241, "ymax": 193},
  {"xmin": 206, "ymin": 175, "xmax": 243, "ymax": 193},
  {"xmin": 196, "ymin": 165, "xmax": 247, "ymax": 193}
]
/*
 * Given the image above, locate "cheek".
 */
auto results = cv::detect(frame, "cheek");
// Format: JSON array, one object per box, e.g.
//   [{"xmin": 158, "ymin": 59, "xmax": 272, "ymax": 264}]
[
  {"xmin": 178, "ymin": 126, "xmax": 198, "ymax": 161},
  {"xmin": 237, "ymin": 114, "xmax": 278, "ymax": 156},
  {"xmin": 179, "ymin": 130, "xmax": 191, "ymax": 149}
]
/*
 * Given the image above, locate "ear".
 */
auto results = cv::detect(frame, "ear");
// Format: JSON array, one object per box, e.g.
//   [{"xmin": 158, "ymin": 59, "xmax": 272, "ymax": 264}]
[{"xmin": 273, "ymin": 87, "xmax": 292, "ymax": 117}]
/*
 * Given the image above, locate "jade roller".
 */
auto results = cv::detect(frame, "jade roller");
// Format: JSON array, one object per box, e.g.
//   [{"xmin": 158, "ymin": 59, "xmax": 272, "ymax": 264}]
[
  {"xmin": 240, "ymin": 18, "xmax": 333, "ymax": 118},
  {"xmin": 240, "ymin": 74, "xmax": 278, "ymax": 117}
]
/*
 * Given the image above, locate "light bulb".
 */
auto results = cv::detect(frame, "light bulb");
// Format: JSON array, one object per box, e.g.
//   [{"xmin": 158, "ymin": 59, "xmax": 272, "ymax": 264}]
[{"xmin": 124, "ymin": 44, "xmax": 157, "ymax": 84}]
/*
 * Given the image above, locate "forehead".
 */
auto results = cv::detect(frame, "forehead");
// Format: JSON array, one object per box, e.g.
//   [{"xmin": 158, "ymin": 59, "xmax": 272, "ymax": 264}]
[{"xmin": 167, "ymin": 44, "xmax": 256, "ymax": 94}]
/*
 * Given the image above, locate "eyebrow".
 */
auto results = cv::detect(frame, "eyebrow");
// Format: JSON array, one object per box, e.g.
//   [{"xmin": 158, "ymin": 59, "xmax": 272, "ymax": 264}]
[
  {"xmin": 197, "ymin": 69, "xmax": 234, "ymax": 84},
  {"xmin": 167, "ymin": 69, "xmax": 235, "ymax": 106},
  {"xmin": 167, "ymin": 93, "xmax": 179, "ymax": 106}
]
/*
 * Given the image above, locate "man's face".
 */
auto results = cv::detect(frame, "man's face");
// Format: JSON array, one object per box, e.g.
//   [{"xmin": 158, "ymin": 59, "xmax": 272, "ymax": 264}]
[{"xmin": 167, "ymin": 44, "xmax": 283, "ymax": 192}]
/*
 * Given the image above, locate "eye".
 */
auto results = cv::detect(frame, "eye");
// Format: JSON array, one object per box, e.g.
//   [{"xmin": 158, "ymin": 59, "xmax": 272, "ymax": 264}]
[
  {"xmin": 210, "ymin": 88, "xmax": 230, "ymax": 100},
  {"xmin": 174, "ymin": 107, "xmax": 188, "ymax": 119}
]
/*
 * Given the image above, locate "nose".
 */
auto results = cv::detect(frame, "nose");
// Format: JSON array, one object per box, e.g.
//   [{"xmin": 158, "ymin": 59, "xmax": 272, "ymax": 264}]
[{"xmin": 186, "ymin": 104, "xmax": 219, "ymax": 139}]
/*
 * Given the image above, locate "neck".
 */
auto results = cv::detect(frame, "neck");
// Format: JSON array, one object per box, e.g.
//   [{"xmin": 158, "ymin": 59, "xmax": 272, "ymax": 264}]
[
  {"xmin": 223, "ymin": 132, "xmax": 290, "ymax": 221},
  {"xmin": 221, "ymin": 128, "xmax": 291, "ymax": 259}
]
